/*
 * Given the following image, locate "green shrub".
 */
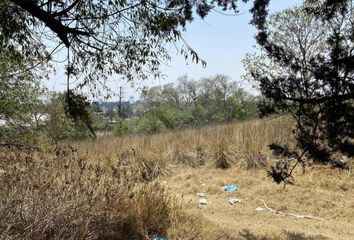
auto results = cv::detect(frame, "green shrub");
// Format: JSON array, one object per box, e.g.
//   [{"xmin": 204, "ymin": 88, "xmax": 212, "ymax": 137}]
[
  {"xmin": 137, "ymin": 113, "xmax": 166, "ymax": 134},
  {"xmin": 113, "ymin": 117, "xmax": 130, "ymax": 136},
  {"xmin": 68, "ymin": 123, "xmax": 91, "ymax": 139}
]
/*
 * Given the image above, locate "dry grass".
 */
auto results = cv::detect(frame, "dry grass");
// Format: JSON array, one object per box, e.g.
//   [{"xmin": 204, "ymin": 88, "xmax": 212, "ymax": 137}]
[
  {"xmin": 75, "ymin": 117, "xmax": 293, "ymax": 168},
  {"xmin": 1, "ymin": 117, "xmax": 353, "ymax": 239},
  {"xmin": 0, "ymin": 145, "xmax": 176, "ymax": 239},
  {"xmin": 163, "ymin": 164, "xmax": 354, "ymax": 239}
]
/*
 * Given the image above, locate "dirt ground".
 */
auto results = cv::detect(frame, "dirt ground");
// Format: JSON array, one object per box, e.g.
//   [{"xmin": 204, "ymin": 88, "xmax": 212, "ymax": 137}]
[{"xmin": 161, "ymin": 164, "xmax": 354, "ymax": 240}]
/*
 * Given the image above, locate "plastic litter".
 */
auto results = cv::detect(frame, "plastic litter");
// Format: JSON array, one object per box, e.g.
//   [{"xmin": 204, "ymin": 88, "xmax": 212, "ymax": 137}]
[
  {"xmin": 153, "ymin": 237, "xmax": 166, "ymax": 240},
  {"xmin": 199, "ymin": 198, "xmax": 208, "ymax": 205},
  {"xmin": 223, "ymin": 185, "xmax": 239, "ymax": 191},
  {"xmin": 256, "ymin": 207, "xmax": 266, "ymax": 212},
  {"xmin": 229, "ymin": 197, "xmax": 241, "ymax": 205},
  {"xmin": 197, "ymin": 192, "xmax": 205, "ymax": 197}
]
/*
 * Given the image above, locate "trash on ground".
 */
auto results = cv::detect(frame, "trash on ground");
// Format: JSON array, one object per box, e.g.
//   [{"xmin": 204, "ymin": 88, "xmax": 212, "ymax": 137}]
[
  {"xmin": 153, "ymin": 237, "xmax": 166, "ymax": 240},
  {"xmin": 256, "ymin": 200, "xmax": 326, "ymax": 221},
  {"xmin": 229, "ymin": 197, "xmax": 241, "ymax": 205},
  {"xmin": 222, "ymin": 185, "xmax": 239, "ymax": 191},
  {"xmin": 197, "ymin": 192, "xmax": 205, "ymax": 197},
  {"xmin": 256, "ymin": 207, "xmax": 265, "ymax": 212},
  {"xmin": 199, "ymin": 198, "xmax": 208, "ymax": 205}
]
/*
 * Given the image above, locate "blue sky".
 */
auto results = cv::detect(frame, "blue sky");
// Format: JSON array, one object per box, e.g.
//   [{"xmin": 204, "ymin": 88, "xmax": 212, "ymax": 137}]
[{"xmin": 47, "ymin": 0, "xmax": 302, "ymax": 101}]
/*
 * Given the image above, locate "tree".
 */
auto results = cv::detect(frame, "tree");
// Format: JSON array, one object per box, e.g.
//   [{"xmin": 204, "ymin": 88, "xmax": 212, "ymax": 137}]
[
  {"xmin": 3, "ymin": 0, "xmax": 238, "ymax": 91},
  {"xmin": 2, "ymin": 0, "xmax": 349, "ymax": 149},
  {"xmin": 65, "ymin": 90, "xmax": 97, "ymax": 138},
  {"xmin": 177, "ymin": 75, "xmax": 199, "ymax": 109},
  {"xmin": 0, "ymin": 44, "xmax": 49, "ymax": 146},
  {"xmin": 138, "ymin": 74, "xmax": 258, "ymax": 128},
  {"xmin": 244, "ymin": 1, "xmax": 354, "ymax": 184},
  {"xmin": 4, "ymin": 0, "xmax": 348, "ymax": 90},
  {"xmin": 197, "ymin": 74, "xmax": 257, "ymax": 123},
  {"xmin": 5, "ymin": 0, "xmax": 318, "ymax": 90},
  {"xmin": 44, "ymin": 92, "xmax": 75, "ymax": 142}
]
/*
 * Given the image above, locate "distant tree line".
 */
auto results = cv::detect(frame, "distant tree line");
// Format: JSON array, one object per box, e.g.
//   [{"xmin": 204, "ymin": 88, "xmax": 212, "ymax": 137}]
[
  {"xmin": 133, "ymin": 74, "xmax": 259, "ymax": 134},
  {"xmin": 88, "ymin": 74, "xmax": 260, "ymax": 136},
  {"xmin": 0, "ymin": 73, "xmax": 259, "ymax": 146}
]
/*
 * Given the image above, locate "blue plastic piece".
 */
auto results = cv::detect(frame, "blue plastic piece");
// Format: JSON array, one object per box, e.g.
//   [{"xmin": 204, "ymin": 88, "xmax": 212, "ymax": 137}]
[
  {"xmin": 153, "ymin": 237, "xmax": 166, "ymax": 240},
  {"xmin": 223, "ymin": 185, "xmax": 239, "ymax": 191}
]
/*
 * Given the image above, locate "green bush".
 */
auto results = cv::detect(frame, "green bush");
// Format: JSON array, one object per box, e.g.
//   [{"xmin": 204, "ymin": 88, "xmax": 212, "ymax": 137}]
[
  {"xmin": 137, "ymin": 113, "xmax": 166, "ymax": 134},
  {"xmin": 68, "ymin": 123, "xmax": 92, "ymax": 139},
  {"xmin": 113, "ymin": 117, "xmax": 130, "ymax": 136}
]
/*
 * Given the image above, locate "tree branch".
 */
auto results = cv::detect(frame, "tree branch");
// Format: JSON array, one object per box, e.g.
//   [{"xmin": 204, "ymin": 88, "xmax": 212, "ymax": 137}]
[
  {"xmin": 52, "ymin": 0, "xmax": 81, "ymax": 17},
  {"xmin": 279, "ymin": 92, "xmax": 354, "ymax": 104},
  {"xmin": 9, "ymin": 0, "xmax": 90, "ymax": 47}
]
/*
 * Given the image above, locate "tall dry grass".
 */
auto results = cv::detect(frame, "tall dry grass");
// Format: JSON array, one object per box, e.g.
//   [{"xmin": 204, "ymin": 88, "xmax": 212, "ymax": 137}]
[
  {"xmin": 76, "ymin": 117, "xmax": 293, "ymax": 169},
  {"xmin": 0, "ymin": 145, "xmax": 181, "ymax": 239},
  {"xmin": 0, "ymin": 117, "xmax": 297, "ymax": 239}
]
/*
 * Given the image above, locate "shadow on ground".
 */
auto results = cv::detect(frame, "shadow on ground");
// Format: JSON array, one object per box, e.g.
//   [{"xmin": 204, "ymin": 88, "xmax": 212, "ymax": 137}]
[{"xmin": 237, "ymin": 229, "xmax": 329, "ymax": 240}]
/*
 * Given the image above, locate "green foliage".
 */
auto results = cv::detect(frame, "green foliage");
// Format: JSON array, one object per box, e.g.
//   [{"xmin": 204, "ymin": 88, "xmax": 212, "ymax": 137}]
[
  {"xmin": 137, "ymin": 113, "xmax": 166, "ymax": 134},
  {"xmin": 113, "ymin": 117, "xmax": 130, "ymax": 136},
  {"xmin": 68, "ymin": 123, "xmax": 92, "ymax": 140},
  {"xmin": 153, "ymin": 106, "xmax": 193, "ymax": 129},
  {"xmin": 0, "ymin": 47, "xmax": 49, "ymax": 146},
  {"xmin": 92, "ymin": 114, "xmax": 108, "ymax": 131},
  {"xmin": 3, "ymin": 0, "xmax": 228, "ymax": 91},
  {"xmin": 244, "ymin": 1, "xmax": 354, "ymax": 181},
  {"xmin": 64, "ymin": 90, "xmax": 96, "ymax": 139},
  {"xmin": 134, "ymin": 74, "xmax": 259, "ymax": 134},
  {"xmin": 44, "ymin": 93, "xmax": 75, "ymax": 143}
]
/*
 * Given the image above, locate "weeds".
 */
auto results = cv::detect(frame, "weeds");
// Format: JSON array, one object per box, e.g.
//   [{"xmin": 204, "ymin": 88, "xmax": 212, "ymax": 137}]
[
  {"xmin": 214, "ymin": 139, "xmax": 233, "ymax": 169},
  {"xmin": 243, "ymin": 150, "xmax": 268, "ymax": 170},
  {"xmin": 3, "ymin": 118, "xmax": 339, "ymax": 239},
  {"xmin": 0, "ymin": 145, "xmax": 174, "ymax": 239},
  {"xmin": 168, "ymin": 145, "xmax": 206, "ymax": 168},
  {"xmin": 267, "ymin": 159, "xmax": 295, "ymax": 186}
]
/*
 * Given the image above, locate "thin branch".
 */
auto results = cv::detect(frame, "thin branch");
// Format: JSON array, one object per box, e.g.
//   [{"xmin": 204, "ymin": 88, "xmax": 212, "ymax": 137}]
[
  {"xmin": 10, "ymin": 0, "xmax": 90, "ymax": 47},
  {"xmin": 52, "ymin": 0, "xmax": 80, "ymax": 17},
  {"xmin": 2, "ymin": 43, "xmax": 63, "ymax": 79}
]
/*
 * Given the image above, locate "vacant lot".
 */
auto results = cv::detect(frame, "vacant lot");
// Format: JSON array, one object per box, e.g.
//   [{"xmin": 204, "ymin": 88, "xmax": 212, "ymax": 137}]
[
  {"xmin": 161, "ymin": 164, "xmax": 354, "ymax": 239},
  {"xmin": 1, "ymin": 118, "xmax": 353, "ymax": 239}
]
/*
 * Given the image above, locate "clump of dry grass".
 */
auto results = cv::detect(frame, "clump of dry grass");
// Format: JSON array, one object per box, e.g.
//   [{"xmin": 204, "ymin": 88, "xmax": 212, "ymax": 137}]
[
  {"xmin": 115, "ymin": 148, "xmax": 171, "ymax": 182},
  {"xmin": 242, "ymin": 150, "xmax": 268, "ymax": 170},
  {"xmin": 168, "ymin": 145, "xmax": 206, "ymax": 168},
  {"xmin": 0, "ymin": 145, "xmax": 175, "ymax": 239},
  {"xmin": 75, "ymin": 117, "xmax": 293, "ymax": 170},
  {"xmin": 214, "ymin": 139, "xmax": 233, "ymax": 169}
]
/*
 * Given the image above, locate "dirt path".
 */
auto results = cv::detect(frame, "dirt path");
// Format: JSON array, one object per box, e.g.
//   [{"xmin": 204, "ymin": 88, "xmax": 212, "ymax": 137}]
[{"xmin": 162, "ymin": 165, "xmax": 354, "ymax": 239}]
